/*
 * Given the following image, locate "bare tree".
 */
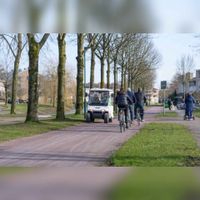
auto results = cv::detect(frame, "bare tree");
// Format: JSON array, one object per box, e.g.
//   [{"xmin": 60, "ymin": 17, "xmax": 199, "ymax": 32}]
[
  {"xmin": 176, "ymin": 55, "xmax": 194, "ymax": 98},
  {"xmin": 86, "ymin": 34, "xmax": 101, "ymax": 88},
  {"xmin": 76, "ymin": 33, "xmax": 84, "ymax": 115},
  {"xmin": 0, "ymin": 61, "xmax": 12, "ymax": 106},
  {"xmin": 26, "ymin": 33, "xmax": 50, "ymax": 122},
  {"xmin": 95, "ymin": 34, "xmax": 112, "ymax": 88},
  {"xmin": 56, "ymin": 33, "xmax": 66, "ymax": 120},
  {"xmin": 0, "ymin": 34, "xmax": 27, "ymax": 114}
]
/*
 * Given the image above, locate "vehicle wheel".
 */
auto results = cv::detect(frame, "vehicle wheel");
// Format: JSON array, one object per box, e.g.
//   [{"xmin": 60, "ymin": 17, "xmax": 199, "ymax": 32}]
[
  {"xmin": 104, "ymin": 113, "xmax": 109, "ymax": 123},
  {"xmin": 86, "ymin": 113, "xmax": 91, "ymax": 123},
  {"xmin": 109, "ymin": 118, "xmax": 113, "ymax": 123}
]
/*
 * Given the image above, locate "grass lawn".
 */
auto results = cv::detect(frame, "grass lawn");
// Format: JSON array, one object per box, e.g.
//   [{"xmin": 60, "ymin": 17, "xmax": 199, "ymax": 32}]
[
  {"xmin": 110, "ymin": 123, "xmax": 200, "ymax": 167},
  {"xmin": 194, "ymin": 108, "xmax": 200, "ymax": 118},
  {"xmin": 0, "ymin": 114, "xmax": 84, "ymax": 143},
  {"xmin": 107, "ymin": 168, "xmax": 200, "ymax": 200},
  {"xmin": 156, "ymin": 111, "xmax": 178, "ymax": 118},
  {"xmin": 0, "ymin": 104, "xmax": 57, "ymax": 117}
]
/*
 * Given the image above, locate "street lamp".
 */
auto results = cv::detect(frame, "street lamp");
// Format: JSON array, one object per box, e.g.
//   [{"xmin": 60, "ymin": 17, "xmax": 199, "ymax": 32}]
[{"xmin": 84, "ymin": 46, "xmax": 90, "ymax": 119}]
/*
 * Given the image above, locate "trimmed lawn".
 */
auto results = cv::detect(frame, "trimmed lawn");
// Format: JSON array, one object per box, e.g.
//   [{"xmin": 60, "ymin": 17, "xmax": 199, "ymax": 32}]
[
  {"xmin": 108, "ymin": 168, "xmax": 200, "ymax": 200},
  {"xmin": 0, "ymin": 104, "xmax": 57, "ymax": 117},
  {"xmin": 156, "ymin": 111, "xmax": 178, "ymax": 118},
  {"xmin": 0, "ymin": 114, "xmax": 84, "ymax": 143},
  {"xmin": 110, "ymin": 123, "xmax": 200, "ymax": 167},
  {"xmin": 194, "ymin": 108, "xmax": 200, "ymax": 118}
]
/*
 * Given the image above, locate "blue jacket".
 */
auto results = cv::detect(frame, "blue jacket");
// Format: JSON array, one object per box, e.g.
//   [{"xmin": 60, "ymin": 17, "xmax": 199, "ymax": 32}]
[
  {"xmin": 185, "ymin": 95, "xmax": 195, "ymax": 109},
  {"xmin": 127, "ymin": 90, "xmax": 136, "ymax": 105}
]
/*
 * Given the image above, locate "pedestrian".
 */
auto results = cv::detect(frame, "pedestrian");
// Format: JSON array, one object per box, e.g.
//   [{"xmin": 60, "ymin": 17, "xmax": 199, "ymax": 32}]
[
  {"xmin": 167, "ymin": 99, "xmax": 172, "ymax": 110},
  {"xmin": 126, "ymin": 88, "xmax": 136, "ymax": 122},
  {"xmin": 185, "ymin": 93, "xmax": 196, "ymax": 120},
  {"xmin": 134, "ymin": 88, "xmax": 147, "ymax": 122}
]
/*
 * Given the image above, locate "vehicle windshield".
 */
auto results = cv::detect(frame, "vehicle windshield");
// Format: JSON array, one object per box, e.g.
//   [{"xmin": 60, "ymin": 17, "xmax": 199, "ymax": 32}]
[{"xmin": 89, "ymin": 91, "xmax": 110, "ymax": 106}]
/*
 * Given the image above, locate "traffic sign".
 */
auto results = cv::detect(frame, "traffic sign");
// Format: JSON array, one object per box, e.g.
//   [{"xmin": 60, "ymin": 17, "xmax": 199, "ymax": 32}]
[{"xmin": 161, "ymin": 81, "xmax": 167, "ymax": 90}]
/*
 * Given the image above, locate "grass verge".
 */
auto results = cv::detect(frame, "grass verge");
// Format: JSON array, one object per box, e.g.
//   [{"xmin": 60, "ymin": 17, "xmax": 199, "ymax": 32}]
[
  {"xmin": 156, "ymin": 111, "xmax": 178, "ymax": 118},
  {"xmin": 107, "ymin": 168, "xmax": 200, "ymax": 200},
  {"xmin": 194, "ymin": 108, "xmax": 200, "ymax": 118},
  {"xmin": 0, "ymin": 114, "xmax": 84, "ymax": 143},
  {"xmin": 109, "ymin": 123, "xmax": 200, "ymax": 166}
]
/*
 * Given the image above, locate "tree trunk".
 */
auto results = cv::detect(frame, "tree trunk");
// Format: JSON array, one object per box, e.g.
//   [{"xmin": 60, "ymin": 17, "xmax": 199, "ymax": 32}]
[
  {"xmin": 26, "ymin": 33, "xmax": 49, "ymax": 122},
  {"xmin": 121, "ymin": 65, "xmax": 124, "ymax": 89},
  {"xmin": 26, "ymin": 42, "xmax": 40, "ymax": 122},
  {"xmin": 90, "ymin": 47, "xmax": 95, "ymax": 89},
  {"xmin": 113, "ymin": 59, "xmax": 118, "ymax": 113},
  {"xmin": 10, "ymin": 34, "xmax": 22, "ymax": 114},
  {"xmin": 56, "ymin": 34, "xmax": 66, "ymax": 120},
  {"xmin": 124, "ymin": 73, "xmax": 127, "ymax": 91},
  {"xmin": 4, "ymin": 84, "xmax": 8, "ymax": 107},
  {"xmin": 53, "ymin": 81, "xmax": 56, "ymax": 107},
  {"xmin": 76, "ymin": 33, "xmax": 84, "ymax": 115},
  {"xmin": 100, "ymin": 57, "xmax": 105, "ymax": 88},
  {"xmin": 107, "ymin": 57, "xmax": 110, "ymax": 89},
  {"xmin": 128, "ymin": 68, "xmax": 131, "ymax": 89}
]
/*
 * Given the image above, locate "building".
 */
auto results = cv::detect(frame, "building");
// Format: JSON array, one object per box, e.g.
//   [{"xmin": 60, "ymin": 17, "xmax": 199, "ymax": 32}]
[
  {"xmin": 177, "ymin": 70, "xmax": 200, "ymax": 95},
  {"xmin": 145, "ymin": 88, "xmax": 159, "ymax": 105},
  {"xmin": 17, "ymin": 70, "xmax": 29, "ymax": 100}
]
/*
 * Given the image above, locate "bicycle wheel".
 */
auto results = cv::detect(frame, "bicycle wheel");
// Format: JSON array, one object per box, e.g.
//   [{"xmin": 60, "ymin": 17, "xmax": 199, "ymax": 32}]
[
  {"xmin": 123, "ymin": 124, "xmax": 126, "ymax": 132},
  {"xmin": 120, "ymin": 122, "xmax": 123, "ymax": 133}
]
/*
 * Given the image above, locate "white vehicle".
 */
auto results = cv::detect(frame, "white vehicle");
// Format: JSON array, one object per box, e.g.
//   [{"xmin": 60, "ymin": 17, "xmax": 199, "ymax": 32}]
[{"xmin": 86, "ymin": 88, "xmax": 114, "ymax": 123}]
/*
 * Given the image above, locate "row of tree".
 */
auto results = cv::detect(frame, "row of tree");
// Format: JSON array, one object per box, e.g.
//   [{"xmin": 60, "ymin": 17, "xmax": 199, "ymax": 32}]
[
  {"xmin": 0, "ymin": 33, "xmax": 160, "ymax": 122},
  {"xmin": 75, "ymin": 33, "xmax": 160, "ymax": 114}
]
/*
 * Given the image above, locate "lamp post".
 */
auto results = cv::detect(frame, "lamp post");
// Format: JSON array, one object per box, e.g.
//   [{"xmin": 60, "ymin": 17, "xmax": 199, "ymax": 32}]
[{"xmin": 84, "ymin": 46, "xmax": 90, "ymax": 119}]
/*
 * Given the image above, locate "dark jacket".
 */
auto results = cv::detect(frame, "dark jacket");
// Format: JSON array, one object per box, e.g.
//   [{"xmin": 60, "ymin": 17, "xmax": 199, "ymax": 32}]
[
  {"xmin": 185, "ymin": 95, "xmax": 195, "ymax": 110},
  {"xmin": 115, "ymin": 91, "xmax": 132, "ymax": 106},
  {"xmin": 127, "ymin": 90, "xmax": 136, "ymax": 105},
  {"xmin": 135, "ymin": 91, "xmax": 147, "ymax": 105}
]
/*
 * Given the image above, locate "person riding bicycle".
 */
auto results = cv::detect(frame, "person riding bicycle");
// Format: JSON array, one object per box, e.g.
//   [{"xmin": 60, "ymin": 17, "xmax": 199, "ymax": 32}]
[
  {"xmin": 134, "ymin": 88, "xmax": 147, "ymax": 122},
  {"xmin": 185, "ymin": 92, "xmax": 196, "ymax": 120},
  {"xmin": 127, "ymin": 88, "xmax": 136, "ymax": 122},
  {"xmin": 115, "ymin": 88, "xmax": 132, "ymax": 129}
]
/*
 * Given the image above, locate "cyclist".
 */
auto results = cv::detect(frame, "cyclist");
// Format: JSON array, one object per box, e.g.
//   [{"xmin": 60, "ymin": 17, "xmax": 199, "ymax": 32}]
[
  {"xmin": 134, "ymin": 88, "xmax": 147, "ymax": 122},
  {"xmin": 115, "ymin": 88, "xmax": 132, "ymax": 129},
  {"xmin": 127, "ymin": 88, "xmax": 136, "ymax": 122}
]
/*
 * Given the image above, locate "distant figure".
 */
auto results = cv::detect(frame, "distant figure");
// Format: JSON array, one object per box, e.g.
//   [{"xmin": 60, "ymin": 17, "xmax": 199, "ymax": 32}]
[
  {"xmin": 167, "ymin": 99, "xmax": 172, "ymax": 110},
  {"xmin": 185, "ymin": 93, "xmax": 196, "ymax": 120},
  {"xmin": 134, "ymin": 88, "xmax": 147, "ymax": 122}
]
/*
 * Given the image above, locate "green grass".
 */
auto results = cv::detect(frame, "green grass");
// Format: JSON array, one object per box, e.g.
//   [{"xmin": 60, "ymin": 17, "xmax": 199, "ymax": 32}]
[
  {"xmin": 107, "ymin": 168, "xmax": 200, "ymax": 200},
  {"xmin": 0, "ymin": 114, "xmax": 84, "ymax": 143},
  {"xmin": 0, "ymin": 104, "xmax": 56, "ymax": 117},
  {"xmin": 110, "ymin": 123, "xmax": 200, "ymax": 167},
  {"xmin": 194, "ymin": 108, "xmax": 200, "ymax": 118},
  {"xmin": 156, "ymin": 111, "xmax": 178, "ymax": 118}
]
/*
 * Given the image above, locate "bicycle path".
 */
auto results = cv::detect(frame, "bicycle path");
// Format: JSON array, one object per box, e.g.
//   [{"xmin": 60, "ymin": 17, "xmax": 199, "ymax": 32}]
[{"xmin": 0, "ymin": 106, "xmax": 162, "ymax": 167}]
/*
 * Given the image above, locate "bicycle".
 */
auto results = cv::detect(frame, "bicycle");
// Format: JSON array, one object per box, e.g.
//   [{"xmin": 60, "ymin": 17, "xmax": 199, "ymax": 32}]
[{"xmin": 118, "ymin": 108, "xmax": 126, "ymax": 133}]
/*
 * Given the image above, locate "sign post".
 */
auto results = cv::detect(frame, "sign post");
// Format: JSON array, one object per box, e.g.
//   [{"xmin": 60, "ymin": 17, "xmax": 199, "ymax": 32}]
[{"xmin": 161, "ymin": 81, "xmax": 167, "ymax": 116}]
